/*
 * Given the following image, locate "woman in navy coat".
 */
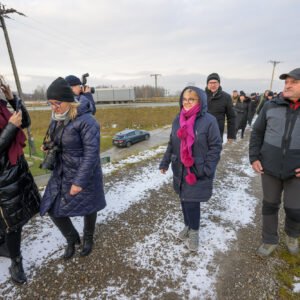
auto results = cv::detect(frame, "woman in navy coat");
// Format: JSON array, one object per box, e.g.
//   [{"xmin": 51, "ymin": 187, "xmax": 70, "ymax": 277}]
[
  {"xmin": 41, "ymin": 77, "xmax": 106, "ymax": 259},
  {"xmin": 159, "ymin": 86, "xmax": 222, "ymax": 251}
]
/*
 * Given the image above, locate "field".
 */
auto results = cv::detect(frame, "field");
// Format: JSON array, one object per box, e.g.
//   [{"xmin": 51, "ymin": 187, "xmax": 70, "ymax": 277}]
[{"xmin": 25, "ymin": 106, "xmax": 179, "ymax": 176}]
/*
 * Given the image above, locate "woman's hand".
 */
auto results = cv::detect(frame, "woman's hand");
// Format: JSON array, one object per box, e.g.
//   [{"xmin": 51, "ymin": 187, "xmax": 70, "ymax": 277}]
[
  {"xmin": 0, "ymin": 76, "xmax": 14, "ymax": 100},
  {"xmin": 70, "ymin": 184, "xmax": 83, "ymax": 196},
  {"xmin": 8, "ymin": 111, "xmax": 22, "ymax": 127}
]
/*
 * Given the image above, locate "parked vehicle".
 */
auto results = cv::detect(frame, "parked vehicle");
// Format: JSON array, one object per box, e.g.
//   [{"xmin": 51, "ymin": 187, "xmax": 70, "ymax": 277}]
[
  {"xmin": 94, "ymin": 88, "xmax": 135, "ymax": 104},
  {"xmin": 112, "ymin": 129, "xmax": 150, "ymax": 147}
]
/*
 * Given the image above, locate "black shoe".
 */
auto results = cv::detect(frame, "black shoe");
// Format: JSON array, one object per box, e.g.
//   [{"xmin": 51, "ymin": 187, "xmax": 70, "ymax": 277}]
[
  {"xmin": 9, "ymin": 256, "xmax": 27, "ymax": 284},
  {"xmin": 64, "ymin": 236, "xmax": 80, "ymax": 260},
  {"xmin": 80, "ymin": 237, "xmax": 93, "ymax": 257}
]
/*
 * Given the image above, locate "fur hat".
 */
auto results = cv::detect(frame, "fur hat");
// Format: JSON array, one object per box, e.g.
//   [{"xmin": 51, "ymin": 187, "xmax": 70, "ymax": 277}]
[{"xmin": 47, "ymin": 77, "xmax": 75, "ymax": 102}]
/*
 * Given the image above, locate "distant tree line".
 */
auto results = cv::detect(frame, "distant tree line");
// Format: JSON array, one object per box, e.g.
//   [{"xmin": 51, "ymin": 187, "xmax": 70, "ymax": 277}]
[{"xmin": 134, "ymin": 85, "xmax": 165, "ymax": 98}]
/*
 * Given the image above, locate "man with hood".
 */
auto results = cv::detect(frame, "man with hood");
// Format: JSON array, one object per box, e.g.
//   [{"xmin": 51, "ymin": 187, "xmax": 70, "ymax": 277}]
[
  {"xmin": 159, "ymin": 86, "xmax": 222, "ymax": 252},
  {"xmin": 205, "ymin": 73, "xmax": 236, "ymax": 142}
]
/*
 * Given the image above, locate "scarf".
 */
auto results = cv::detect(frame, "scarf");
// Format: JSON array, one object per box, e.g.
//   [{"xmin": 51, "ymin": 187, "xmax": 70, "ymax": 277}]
[
  {"xmin": 0, "ymin": 101, "xmax": 26, "ymax": 165},
  {"xmin": 177, "ymin": 104, "xmax": 201, "ymax": 185},
  {"xmin": 51, "ymin": 108, "xmax": 70, "ymax": 121}
]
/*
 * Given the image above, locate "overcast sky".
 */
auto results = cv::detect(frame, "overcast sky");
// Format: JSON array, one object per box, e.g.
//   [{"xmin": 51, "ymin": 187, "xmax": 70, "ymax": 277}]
[{"xmin": 1, "ymin": 0, "xmax": 300, "ymax": 94}]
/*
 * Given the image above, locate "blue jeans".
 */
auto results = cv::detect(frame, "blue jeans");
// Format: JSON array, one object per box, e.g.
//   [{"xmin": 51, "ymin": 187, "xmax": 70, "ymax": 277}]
[{"xmin": 181, "ymin": 201, "xmax": 200, "ymax": 230}]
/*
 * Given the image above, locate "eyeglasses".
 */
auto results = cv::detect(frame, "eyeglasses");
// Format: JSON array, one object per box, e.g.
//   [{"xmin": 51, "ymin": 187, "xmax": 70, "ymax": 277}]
[
  {"xmin": 47, "ymin": 101, "xmax": 62, "ymax": 108},
  {"xmin": 182, "ymin": 98, "xmax": 198, "ymax": 104}
]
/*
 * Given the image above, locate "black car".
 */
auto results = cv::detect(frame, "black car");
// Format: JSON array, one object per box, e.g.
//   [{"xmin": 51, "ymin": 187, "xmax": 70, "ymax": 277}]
[{"xmin": 112, "ymin": 129, "xmax": 150, "ymax": 147}]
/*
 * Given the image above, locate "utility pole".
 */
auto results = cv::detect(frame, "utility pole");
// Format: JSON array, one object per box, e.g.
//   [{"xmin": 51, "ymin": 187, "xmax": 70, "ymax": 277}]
[
  {"xmin": 150, "ymin": 73, "xmax": 161, "ymax": 97},
  {"xmin": 269, "ymin": 60, "xmax": 281, "ymax": 91},
  {"xmin": 0, "ymin": 3, "xmax": 36, "ymax": 155}
]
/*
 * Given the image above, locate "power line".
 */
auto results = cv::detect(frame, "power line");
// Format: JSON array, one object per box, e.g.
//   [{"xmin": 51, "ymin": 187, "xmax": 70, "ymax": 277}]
[
  {"xmin": 150, "ymin": 73, "xmax": 161, "ymax": 97},
  {"xmin": 269, "ymin": 60, "xmax": 282, "ymax": 91},
  {"xmin": 0, "ymin": 2, "xmax": 36, "ymax": 155}
]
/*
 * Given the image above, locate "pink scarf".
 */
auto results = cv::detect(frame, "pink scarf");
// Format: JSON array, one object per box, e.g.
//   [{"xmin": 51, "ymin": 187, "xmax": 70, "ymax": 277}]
[{"xmin": 177, "ymin": 104, "xmax": 201, "ymax": 185}]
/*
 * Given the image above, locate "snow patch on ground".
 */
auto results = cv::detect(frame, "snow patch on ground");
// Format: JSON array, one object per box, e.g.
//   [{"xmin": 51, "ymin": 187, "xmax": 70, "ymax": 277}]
[{"xmin": 99, "ymin": 145, "xmax": 258, "ymax": 299}]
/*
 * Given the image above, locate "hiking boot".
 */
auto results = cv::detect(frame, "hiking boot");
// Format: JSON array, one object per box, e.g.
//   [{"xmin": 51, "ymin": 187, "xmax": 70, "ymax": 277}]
[
  {"xmin": 256, "ymin": 243, "xmax": 278, "ymax": 257},
  {"xmin": 186, "ymin": 229, "xmax": 199, "ymax": 252},
  {"xmin": 285, "ymin": 235, "xmax": 299, "ymax": 255},
  {"xmin": 178, "ymin": 226, "xmax": 189, "ymax": 241}
]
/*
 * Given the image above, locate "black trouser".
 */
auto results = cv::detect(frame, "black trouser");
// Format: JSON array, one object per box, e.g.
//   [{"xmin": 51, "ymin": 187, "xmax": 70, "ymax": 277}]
[
  {"xmin": 181, "ymin": 201, "xmax": 200, "ymax": 230},
  {"xmin": 50, "ymin": 212, "xmax": 97, "ymax": 243},
  {"xmin": 2, "ymin": 228, "xmax": 22, "ymax": 258},
  {"xmin": 261, "ymin": 173, "xmax": 300, "ymax": 244}
]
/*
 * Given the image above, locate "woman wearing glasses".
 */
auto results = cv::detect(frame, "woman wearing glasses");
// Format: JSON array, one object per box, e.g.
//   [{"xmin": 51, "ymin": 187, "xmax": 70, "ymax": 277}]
[
  {"xmin": 159, "ymin": 86, "xmax": 222, "ymax": 251},
  {"xmin": 41, "ymin": 77, "xmax": 106, "ymax": 259},
  {"xmin": 0, "ymin": 75, "xmax": 40, "ymax": 284}
]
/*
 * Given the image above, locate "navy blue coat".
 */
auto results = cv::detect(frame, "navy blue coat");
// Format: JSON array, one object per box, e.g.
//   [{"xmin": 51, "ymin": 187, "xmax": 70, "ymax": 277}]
[
  {"xmin": 41, "ymin": 106, "xmax": 106, "ymax": 217},
  {"xmin": 159, "ymin": 87, "xmax": 222, "ymax": 202}
]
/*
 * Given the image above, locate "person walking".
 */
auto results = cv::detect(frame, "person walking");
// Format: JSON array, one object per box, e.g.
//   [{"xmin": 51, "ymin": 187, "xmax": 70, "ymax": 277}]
[
  {"xmin": 249, "ymin": 68, "xmax": 300, "ymax": 256},
  {"xmin": 41, "ymin": 77, "xmax": 106, "ymax": 259},
  {"xmin": 205, "ymin": 73, "xmax": 236, "ymax": 142},
  {"xmin": 159, "ymin": 86, "xmax": 222, "ymax": 252},
  {"xmin": 0, "ymin": 75, "xmax": 41, "ymax": 284},
  {"xmin": 234, "ymin": 91, "xmax": 251, "ymax": 138}
]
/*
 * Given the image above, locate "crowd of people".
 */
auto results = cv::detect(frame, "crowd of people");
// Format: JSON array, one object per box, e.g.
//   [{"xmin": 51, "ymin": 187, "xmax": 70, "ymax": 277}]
[{"xmin": 0, "ymin": 68, "xmax": 300, "ymax": 285}]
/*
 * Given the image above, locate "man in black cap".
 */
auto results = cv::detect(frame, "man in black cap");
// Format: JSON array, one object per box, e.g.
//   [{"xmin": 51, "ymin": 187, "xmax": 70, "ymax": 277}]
[
  {"xmin": 249, "ymin": 68, "xmax": 300, "ymax": 257},
  {"xmin": 248, "ymin": 92, "xmax": 259, "ymax": 126},
  {"xmin": 205, "ymin": 73, "xmax": 236, "ymax": 142},
  {"xmin": 65, "ymin": 75, "xmax": 96, "ymax": 115}
]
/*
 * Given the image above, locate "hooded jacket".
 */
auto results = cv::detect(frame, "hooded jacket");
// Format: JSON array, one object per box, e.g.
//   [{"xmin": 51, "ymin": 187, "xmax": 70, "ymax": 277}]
[
  {"xmin": 41, "ymin": 104, "xmax": 106, "ymax": 217},
  {"xmin": 0, "ymin": 97, "xmax": 40, "ymax": 234},
  {"xmin": 159, "ymin": 87, "xmax": 222, "ymax": 202},
  {"xmin": 249, "ymin": 95, "xmax": 300, "ymax": 179},
  {"xmin": 205, "ymin": 87, "xmax": 236, "ymax": 139}
]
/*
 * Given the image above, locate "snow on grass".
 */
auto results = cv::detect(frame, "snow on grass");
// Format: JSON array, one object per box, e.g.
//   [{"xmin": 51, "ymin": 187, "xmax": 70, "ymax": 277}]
[
  {"xmin": 102, "ymin": 146, "xmax": 167, "ymax": 175},
  {"xmin": 293, "ymin": 277, "xmax": 300, "ymax": 293}
]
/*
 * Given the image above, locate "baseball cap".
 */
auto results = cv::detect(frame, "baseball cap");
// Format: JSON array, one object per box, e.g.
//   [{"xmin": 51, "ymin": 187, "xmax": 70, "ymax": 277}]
[{"xmin": 279, "ymin": 68, "xmax": 300, "ymax": 80}]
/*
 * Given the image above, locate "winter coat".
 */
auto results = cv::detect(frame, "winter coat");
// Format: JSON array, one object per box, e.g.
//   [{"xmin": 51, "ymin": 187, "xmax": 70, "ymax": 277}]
[
  {"xmin": 234, "ymin": 98, "xmax": 251, "ymax": 131},
  {"xmin": 205, "ymin": 87, "xmax": 236, "ymax": 139},
  {"xmin": 41, "ymin": 105, "xmax": 106, "ymax": 217},
  {"xmin": 0, "ymin": 97, "xmax": 40, "ymax": 234},
  {"xmin": 159, "ymin": 87, "xmax": 222, "ymax": 202},
  {"xmin": 249, "ymin": 96, "xmax": 300, "ymax": 180},
  {"xmin": 76, "ymin": 93, "xmax": 96, "ymax": 115}
]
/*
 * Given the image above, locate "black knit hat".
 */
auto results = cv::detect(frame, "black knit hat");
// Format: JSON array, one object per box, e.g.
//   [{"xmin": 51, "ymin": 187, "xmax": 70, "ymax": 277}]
[
  {"xmin": 207, "ymin": 73, "xmax": 220, "ymax": 84},
  {"xmin": 240, "ymin": 91, "xmax": 246, "ymax": 97},
  {"xmin": 65, "ymin": 75, "xmax": 82, "ymax": 86},
  {"xmin": 47, "ymin": 77, "xmax": 75, "ymax": 102}
]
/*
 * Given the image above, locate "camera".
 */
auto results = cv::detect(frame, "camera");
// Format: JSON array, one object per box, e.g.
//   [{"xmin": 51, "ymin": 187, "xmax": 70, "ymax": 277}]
[
  {"xmin": 81, "ymin": 73, "xmax": 95, "ymax": 94},
  {"xmin": 39, "ymin": 141, "xmax": 60, "ymax": 171}
]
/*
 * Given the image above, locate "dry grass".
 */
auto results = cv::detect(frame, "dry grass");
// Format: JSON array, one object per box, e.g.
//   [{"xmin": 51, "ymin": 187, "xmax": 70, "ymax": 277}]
[{"xmin": 26, "ymin": 106, "xmax": 179, "ymax": 157}]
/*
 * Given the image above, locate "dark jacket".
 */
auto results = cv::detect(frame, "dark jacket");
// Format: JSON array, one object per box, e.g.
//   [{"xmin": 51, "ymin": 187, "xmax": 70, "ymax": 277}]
[
  {"xmin": 41, "ymin": 105, "xmax": 106, "ymax": 217},
  {"xmin": 205, "ymin": 87, "xmax": 236, "ymax": 139},
  {"xmin": 234, "ymin": 98, "xmax": 251, "ymax": 130},
  {"xmin": 77, "ymin": 93, "xmax": 96, "ymax": 115},
  {"xmin": 249, "ymin": 96, "xmax": 300, "ymax": 179},
  {"xmin": 159, "ymin": 87, "xmax": 222, "ymax": 202},
  {"xmin": 0, "ymin": 97, "xmax": 40, "ymax": 234}
]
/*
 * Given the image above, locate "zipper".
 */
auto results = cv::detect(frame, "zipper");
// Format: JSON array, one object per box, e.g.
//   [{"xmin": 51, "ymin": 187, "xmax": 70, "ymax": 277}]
[{"xmin": 0, "ymin": 206, "xmax": 10, "ymax": 232}]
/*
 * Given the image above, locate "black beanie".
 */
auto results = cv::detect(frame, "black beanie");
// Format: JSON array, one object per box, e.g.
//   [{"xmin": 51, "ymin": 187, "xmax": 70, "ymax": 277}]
[
  {"xmin": 240, "ymin": 91, "xmax": 246, "ymax": 97},
  {"xmin": 47, "ymin": 77, "xmax": 75, "ymax": 102},
  {"xmin": 207, "ymin": 73, "xmax": 220, "ymax": 84}
]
